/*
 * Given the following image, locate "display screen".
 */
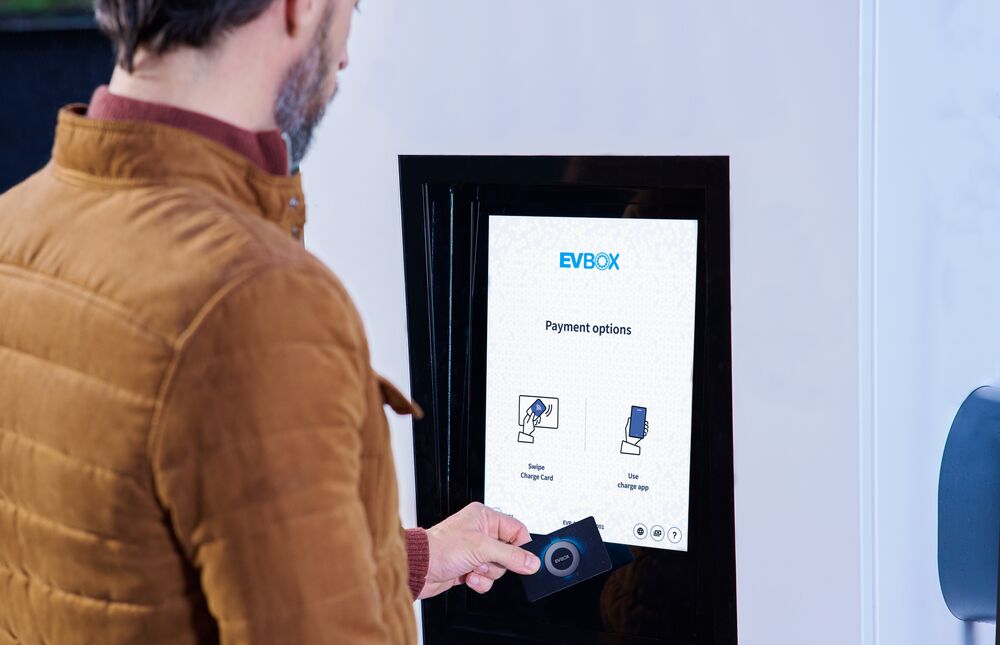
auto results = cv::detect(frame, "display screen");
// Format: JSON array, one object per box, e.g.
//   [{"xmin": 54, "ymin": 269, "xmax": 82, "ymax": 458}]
[{"xmin": 484, "ymin": 214, "xmax": 698, "ymax": 551}]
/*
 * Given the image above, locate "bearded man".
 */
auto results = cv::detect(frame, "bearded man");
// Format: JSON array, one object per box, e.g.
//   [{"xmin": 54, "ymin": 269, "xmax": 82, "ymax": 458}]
[{"xmin": 0, "ymin": 1, "xmax": 540, "ymax": 643}]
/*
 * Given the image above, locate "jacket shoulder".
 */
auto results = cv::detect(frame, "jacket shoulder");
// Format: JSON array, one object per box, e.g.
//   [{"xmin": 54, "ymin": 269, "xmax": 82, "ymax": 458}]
[
  {"xmin": 131, "ymin": 184, "xmax": 344, "ymax": 342},
  {"xmin": 0, "ymin": 170, "xmax": 335, "ymax": 345}
]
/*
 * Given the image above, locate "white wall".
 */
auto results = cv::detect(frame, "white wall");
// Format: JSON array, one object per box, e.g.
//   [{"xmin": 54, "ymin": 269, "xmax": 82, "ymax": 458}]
[
  {"xmin": 866, "ymin": 0, "xmax": 1000, "ymax": 643},
  {"xmin": 302, "ymin": 2, "xmax": 861, "ymax": 643}
]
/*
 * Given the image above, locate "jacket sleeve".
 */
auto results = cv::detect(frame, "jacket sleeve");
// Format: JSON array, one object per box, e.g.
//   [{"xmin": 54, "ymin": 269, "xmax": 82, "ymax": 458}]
[{"xmin": 149, "ymin": 261, "xmax": 391, "ymax": 644}]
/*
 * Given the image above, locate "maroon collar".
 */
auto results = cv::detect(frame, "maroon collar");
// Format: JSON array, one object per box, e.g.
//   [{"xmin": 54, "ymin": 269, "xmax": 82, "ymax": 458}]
[{"xmin": 86, "ymin": 86, "xmax": 289, "ymax": 177}]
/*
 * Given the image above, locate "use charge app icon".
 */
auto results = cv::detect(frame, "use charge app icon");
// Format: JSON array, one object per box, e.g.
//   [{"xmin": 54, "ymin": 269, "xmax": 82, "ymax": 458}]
[
  {"xmin": 621, "ymin": 405, "xmax": 650, "ymax": 456},
  {"xmin": 520, "ymin": 516, "xmax": 612, "ymax": 602}
]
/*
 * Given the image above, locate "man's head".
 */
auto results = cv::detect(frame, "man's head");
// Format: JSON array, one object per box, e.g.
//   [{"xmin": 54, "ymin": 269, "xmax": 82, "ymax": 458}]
[{"xmin": 95, "ymin": 0, "xmax": 357, "ymax": 166}]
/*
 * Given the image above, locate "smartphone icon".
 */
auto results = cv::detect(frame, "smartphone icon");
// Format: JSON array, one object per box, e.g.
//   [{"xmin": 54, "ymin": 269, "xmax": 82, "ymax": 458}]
[{"xmin": 629, "ymin": 406, "xmax": 647, "ymax": 439}]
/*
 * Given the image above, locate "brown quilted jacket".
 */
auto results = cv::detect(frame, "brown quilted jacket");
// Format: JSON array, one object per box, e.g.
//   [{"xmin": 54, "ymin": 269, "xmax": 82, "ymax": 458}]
[{"xmin": 0, "ymin": 107, "xmax": 418, "ymax": 644}]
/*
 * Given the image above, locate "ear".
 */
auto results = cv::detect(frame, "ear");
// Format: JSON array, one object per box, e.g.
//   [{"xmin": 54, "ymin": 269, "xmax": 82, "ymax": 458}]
[
  {"xmin": 285, "ymin": 0, "xmax": 299, "ymax": 37},
  {"xmin": 284, "ymin": 0, "xmax": 327, "ymax": 38}
]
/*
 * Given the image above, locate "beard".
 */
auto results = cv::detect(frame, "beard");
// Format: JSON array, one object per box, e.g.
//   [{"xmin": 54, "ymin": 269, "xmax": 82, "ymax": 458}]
[{"xmin": 273, "ymin": 2, "xmax": 337, "ymax": 170}]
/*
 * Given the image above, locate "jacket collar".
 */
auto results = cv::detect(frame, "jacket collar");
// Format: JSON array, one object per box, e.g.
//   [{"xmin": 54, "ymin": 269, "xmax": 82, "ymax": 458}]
[
  {"xmin": 51, "ymin": 105, "xmax": 306, "ymax": 242},
  {"xmin": 87, "ymin": 86, "xmax": 291, "ymax": 177}
]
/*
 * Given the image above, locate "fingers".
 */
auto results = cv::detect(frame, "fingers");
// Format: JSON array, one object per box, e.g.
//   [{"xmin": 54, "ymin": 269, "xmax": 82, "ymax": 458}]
[
  {"xmin": 485, "ymin": 506, "xmax": 533, "ymax": 547},
  {"xmin": 477, "ymin": 535, "xmax": 540, "ymax": 575},
  {"xmin": 463, "ymin": 572, "xmax": 495, "ymax": 594},
  {"xmin": 474, "ymin": 561, "xmax": 508, "ymax": 581},
  {"xmin": 459, "ymin": 562, "xmax": 507, "ymax": 596}
]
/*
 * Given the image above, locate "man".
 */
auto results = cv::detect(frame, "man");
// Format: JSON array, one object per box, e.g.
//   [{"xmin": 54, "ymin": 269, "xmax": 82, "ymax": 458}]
[{"xmin": 0, "ymin": 0, "xmax": 540, "ymax": 643}]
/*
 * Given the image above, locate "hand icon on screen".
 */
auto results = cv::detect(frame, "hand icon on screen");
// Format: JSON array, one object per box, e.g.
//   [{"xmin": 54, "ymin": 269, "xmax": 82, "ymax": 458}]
[
  {"xmin": 518, "ymin": 408, "xmax": 541, "ymax": 444},
  {"xmin": 624, "ymin": 416, "xmax": 649, "ymax": 442},
  {"xmin": 620, "ymin": 410, "xmax": 648, "ymax": 456}
]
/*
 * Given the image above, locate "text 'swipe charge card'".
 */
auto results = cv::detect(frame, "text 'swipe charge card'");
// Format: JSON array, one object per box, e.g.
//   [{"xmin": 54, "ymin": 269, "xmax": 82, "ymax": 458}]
[
  {"xmin": 520, "ymin": 517, "xmax": 612, "ymax": 602},
  {"xmin": 484, "ymin": 215, "xmax": 698, "ymax": 552}
]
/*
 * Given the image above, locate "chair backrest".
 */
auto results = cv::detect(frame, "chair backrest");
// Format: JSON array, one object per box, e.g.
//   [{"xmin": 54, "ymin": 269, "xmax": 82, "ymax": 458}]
[{"xmin": 939, "ymin": 386, "xmax": 1000, "ymax": 622}]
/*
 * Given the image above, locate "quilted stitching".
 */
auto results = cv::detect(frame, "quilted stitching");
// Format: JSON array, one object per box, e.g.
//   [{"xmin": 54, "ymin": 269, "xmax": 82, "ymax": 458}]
[{"xmin": 0, "ymin": 109, "xmax": 417, "ymax": 645}]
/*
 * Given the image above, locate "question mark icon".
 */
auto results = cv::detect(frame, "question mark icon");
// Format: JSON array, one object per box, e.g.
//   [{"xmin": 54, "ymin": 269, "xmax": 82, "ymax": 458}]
[{"xmin": 668, "ymin": 527, "xmax": 682, "ymax": 544}]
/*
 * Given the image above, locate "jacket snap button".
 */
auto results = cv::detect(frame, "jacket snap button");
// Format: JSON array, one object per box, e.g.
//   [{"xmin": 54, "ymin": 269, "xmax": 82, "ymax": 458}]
[
  {"xmin": 291, "ymin": 225, "xmax": 301, "ymax": 239},
  {"xmin": 289, "ymin": 196, "xmax": 300, "ymax": 209}
]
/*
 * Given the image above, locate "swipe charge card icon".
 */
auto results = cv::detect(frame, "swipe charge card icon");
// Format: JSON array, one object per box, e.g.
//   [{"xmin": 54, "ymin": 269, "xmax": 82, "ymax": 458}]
[{"xmin": 517, "ymin": 395, "xmax": 559, "ymax": 444}]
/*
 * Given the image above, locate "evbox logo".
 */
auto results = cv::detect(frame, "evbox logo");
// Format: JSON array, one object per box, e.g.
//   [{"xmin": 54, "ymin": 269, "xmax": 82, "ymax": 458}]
[{"xmin": 559, "ymin": 251, "xmax": 621, "ymax": 271}]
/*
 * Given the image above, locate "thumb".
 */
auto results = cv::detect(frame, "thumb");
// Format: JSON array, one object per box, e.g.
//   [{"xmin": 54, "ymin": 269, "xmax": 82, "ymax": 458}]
[{"xmin": 477, "ymin": 535, "xmax": 540, "ymax": 575}]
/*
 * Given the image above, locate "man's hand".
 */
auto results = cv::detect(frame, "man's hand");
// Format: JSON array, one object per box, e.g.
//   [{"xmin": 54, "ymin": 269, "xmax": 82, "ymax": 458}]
[{"xmin": 419, "ymin": 503, "xmax": 541, "ymax": 599}]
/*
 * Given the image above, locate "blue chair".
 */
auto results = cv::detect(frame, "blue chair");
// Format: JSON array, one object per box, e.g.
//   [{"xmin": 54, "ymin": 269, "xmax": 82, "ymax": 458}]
[{"xmin": 939, "ymin": 386, "xmax": 1000, "ymax": 623}]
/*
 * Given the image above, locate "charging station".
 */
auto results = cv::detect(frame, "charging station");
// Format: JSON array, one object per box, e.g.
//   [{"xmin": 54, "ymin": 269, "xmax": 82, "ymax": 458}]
[{"xmin": 400, "ymin": 156, "xmax": 736, "ymax": 644}]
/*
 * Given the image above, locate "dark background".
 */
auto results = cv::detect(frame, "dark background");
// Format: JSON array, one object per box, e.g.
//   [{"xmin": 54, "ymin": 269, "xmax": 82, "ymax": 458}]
[{"xmin": 0, "ymin": 21, "xmax": 113, "ymax": 192}]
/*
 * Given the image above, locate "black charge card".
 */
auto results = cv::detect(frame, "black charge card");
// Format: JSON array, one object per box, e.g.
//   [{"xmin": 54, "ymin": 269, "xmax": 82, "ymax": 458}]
[{"xmin": 520, "ymin": 516, "xmax": 612, "ymax": 602}]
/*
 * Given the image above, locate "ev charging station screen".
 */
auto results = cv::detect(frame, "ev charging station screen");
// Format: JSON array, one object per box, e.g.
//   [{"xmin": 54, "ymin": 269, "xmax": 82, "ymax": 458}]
[{"xmin": 483, "ymin": 215, "xmax": 698, "ymax": 551}]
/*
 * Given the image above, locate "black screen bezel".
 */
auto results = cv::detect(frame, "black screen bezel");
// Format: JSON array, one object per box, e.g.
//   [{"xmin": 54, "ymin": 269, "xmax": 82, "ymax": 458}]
[{"xmin": 400, "ymin": 156, "xmax": 735, "ymax": 645}]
